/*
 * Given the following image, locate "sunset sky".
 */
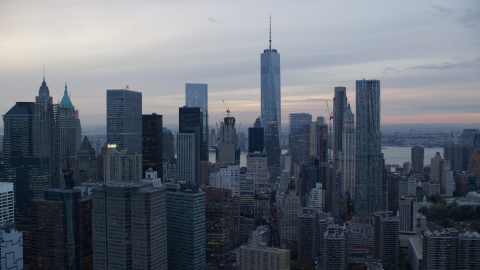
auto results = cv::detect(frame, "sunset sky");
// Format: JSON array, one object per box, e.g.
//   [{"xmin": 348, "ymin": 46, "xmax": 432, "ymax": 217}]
[{"xmin": 1, "ymin": 1, "xmax": 479, "ymax": 128}]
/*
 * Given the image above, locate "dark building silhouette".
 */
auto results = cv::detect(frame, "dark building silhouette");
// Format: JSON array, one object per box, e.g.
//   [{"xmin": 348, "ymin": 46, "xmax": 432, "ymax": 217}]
[
  {"xmin": 30, "ymin": 189, "xmax": 92, "ymax": 270},
  {"xmin": 179, "ymin": 106, "xmax": 204, "ymax": 182},
  {"xmin": 289, "ymin": 113, "xmax": 311, "ymax": 168},
  {"xmin": 444, "ymin": 144, "xmax": 475, "ymax": 172},
  {"xmin": 374, "ymin": 211, "xmax": 399, "ymax": 270},
  {"xmin": 333, "ymin": 86, "xmax": 347, "ymax": 161},
  {"xmin": 77, "ymin": 136, "xmax": 97, "ymax": 181},
  {"xmin": 185, "ymin": 83, "xmax": 209, "ymax": 161},
  {"xmin": 248, "ymin": 117, "xmax": 264, "ymax": 153},
  {"xmin": 142, "ymin": 113, "xmax": 163, "ymax": 178},
  {"xmin": 162, "ymin": 127, "xmax": 175, "ymax": 161},
  {"xmin": 411, "ymin": 146, "xmax": 424, "ymax": 174}
]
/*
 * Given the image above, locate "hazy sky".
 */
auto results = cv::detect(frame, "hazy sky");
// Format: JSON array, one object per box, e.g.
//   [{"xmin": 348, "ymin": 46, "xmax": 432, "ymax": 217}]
[{"xmin": 1, "ymin": 1, "xmax": 479, "ymax": 128}]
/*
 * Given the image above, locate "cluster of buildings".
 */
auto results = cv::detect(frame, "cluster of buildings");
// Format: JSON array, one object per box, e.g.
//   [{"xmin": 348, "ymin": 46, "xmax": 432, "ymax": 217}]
[{"xmin": 1, "ymin": 26, "xmax": 480, "ymax": 270}]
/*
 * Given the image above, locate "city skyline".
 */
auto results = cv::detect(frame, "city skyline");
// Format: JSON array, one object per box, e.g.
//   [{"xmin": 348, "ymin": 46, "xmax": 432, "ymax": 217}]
[{"xmin": 1, "ymin": 1, "xmax": 479, "ymax": 128}]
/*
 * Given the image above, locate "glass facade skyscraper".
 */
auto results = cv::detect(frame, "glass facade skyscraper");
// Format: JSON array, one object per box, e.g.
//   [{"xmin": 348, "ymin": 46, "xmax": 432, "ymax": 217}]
[
  {"xmin": 354, "ymin": 79, "xmax": 382, "ymax": 217},
  {"xmin": 261, "ymin": 24, "xmax": 281, "ymax": 174},
  {"xmin": 106, "ymin": 89, "xmax": 142, "ymax": 154},
  {"xmin": 185, "ymin": 83, "xmax": 208, "ymax": 161}
]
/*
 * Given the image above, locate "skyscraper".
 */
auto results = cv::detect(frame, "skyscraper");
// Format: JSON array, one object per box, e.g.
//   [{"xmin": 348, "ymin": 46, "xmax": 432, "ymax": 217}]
[
  {"xmin": 248, "ymin": 117, "xmax": 264, "ymax": 153},
  {"xmin": 179, "ymin": 106, "xmax": 204, "ymax": 181},
  {"xmin": 355, "ymin": 79, "xmax": 382, "ymax": 217},
  {"xmin": 103, "ymin": 145, "xmax": 142, "ymax": 183},
  {"xmin": 93, "ymin": 182, "xmax": 167, "ymax": 270},
  {"xmin": 411, "ymin": 146, "xmax": 424, "ymax": 174},
  {"xmin": 33, "ymin": 77, "xmax": 54, "ymax": 165},
  {"xmin": 30, "ymin": 189, "xmax": 93, "ymax": 269},
  {"xmin": 289, "ymin": 113, "xmax": 311, "ymax": 167},
  {"xmin": 261, "ymin": 19, "xmax": 281, "ymax": 175},
  {"xmin": 185, "ymin": 83, "xmax": 209, "ymax": 160},
  {"xmin": 166, "ymin": 188, "xmax": 206, "ymax": 270},
  {"xmin": 333, "ymin": 86, "xmax": 347, "ymax": 159},
  {"xmin": 55, "ymin": 84, "xmax": 81, "ymax": 187},
  {"xmin": 162, "ymin": 127, "xmax": 175, "ymax": 161},
  {"xmin": 341, "ymin": 104, "xmax": 355, "ymax": 199},
  {"xmin": 106, "ymin": 89, "xmax": 142, "ymax": 154},
  {"xmin": 176, "ymin": 133, "xmax": 196, "ymax": 183},
  {"xmin": 142, "ymin": 113, "xmax": 163, "ymax": 177},
  {"xmin": 217, "ymin": 116, "xmax": 238, "ymax": 164}
]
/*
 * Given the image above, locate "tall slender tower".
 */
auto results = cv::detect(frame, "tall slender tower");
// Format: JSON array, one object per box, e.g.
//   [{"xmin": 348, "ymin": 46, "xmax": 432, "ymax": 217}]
[
  {"xmin": 333, "ymin": 87, "xmax": 347, "ymax": 161},
  {"xmin": 185, "ymin": 83, "xmax": 209, "ymax": 161},
  {"xmin": 261, "ymin": 17, "xmax": 281, "ymax": 175},
  {"xmin": 354, "ymin": 79, "xmax": 382, "ymax": 217},
  {"xmin": 33, "ymin": 77, "xmax": 54, "ymax": 161},
  {"xmin": 341, "ymin": 104, "xmax": 355, "ymax": 199}
]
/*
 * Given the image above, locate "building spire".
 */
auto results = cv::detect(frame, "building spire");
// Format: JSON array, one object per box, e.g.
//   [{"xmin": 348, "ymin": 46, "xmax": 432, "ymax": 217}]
[
  {"xmin": 269, "ymin": 16, "xmax": 272, "ymax": 51},
  {"xmin": 43, "ymin": 62, "xmax": 45, "ymax": 82}
]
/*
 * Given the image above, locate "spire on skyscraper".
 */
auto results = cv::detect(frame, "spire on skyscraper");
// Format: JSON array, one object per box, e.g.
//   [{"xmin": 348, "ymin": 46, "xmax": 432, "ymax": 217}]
[
  {"xmin": 269, "ymin": 15, "xmax": 272, "ymax": 51},
  {"xmin": 59, "ymin": 82, "xmax": 74, "ymax": 108}
]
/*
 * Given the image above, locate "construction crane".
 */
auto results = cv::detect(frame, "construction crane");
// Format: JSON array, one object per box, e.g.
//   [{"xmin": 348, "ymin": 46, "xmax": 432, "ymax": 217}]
[{"xmin": 222, "ymin": 99, "xmax": 230, "ymax": 117}]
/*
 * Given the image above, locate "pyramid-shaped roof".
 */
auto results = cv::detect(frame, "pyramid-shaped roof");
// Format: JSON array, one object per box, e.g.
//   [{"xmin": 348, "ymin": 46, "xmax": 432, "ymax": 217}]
[
  {"xmin": 59, "ymin": 83, "xmax": 74, "ymax": 109},
  {"xmin": 79, "ymin": 136, "xmax": 94, "ymax": 151}
]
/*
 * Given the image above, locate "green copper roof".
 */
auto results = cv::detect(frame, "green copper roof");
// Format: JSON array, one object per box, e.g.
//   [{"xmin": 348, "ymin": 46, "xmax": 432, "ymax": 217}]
[
  {"xmin": 345, "ymin": 103, "xmax": 353, "ymax": 115},
  {"xmin": 59, "ymin": 83, "xmax": 73, "ymax": 108}
]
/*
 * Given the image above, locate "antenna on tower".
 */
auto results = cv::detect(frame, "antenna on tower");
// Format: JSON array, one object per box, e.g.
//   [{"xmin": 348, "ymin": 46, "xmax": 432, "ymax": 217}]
[
  {"xmin": 43, "ymin": 62, "xmax": 45, "ymax": 81},
  {"xmin": 269, "ymin": 16, "xmax": 272, "ymax": 51}
]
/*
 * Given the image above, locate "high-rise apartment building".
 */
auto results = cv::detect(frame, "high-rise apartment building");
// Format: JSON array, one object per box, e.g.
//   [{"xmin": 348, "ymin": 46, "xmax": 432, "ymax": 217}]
[
  {"xmin": 411, "ymin": 146, "xmax": 424, "ymax": 174},
  {"xmin": 142, "ymin": 113, "xmax": 163, "ymax": 177},
  {"xmin": 374, "ymin": 211, "xmax": 399, "ymax": 270},
  {"xmin": 166, "ymin": 188, "xmax": 205, "ymax": 270},
  {"xmin": 297, "ymin": 209, "xmax": 321, "ymax": 260},
  {"xmin": 106, "ymin": 89, "xmax": 142, "ymax": 154},
  {"xmin": 248, "ymin": 117, "xmax": 264, "ymax": 153},
  {"xmin": 260, "ymin": 21, "xmax": 281, "ymax": 174},
  {"xmin": 93, "ymin": 182, "xmax": 167, "ymax": 270},
  {"xmin": 323, "ymin": 224, "xmax": 346, "ymax": 270},
  {"xmin": 185, "ymin": 83, "xmax": 209, "ymax": 160},
  {"xmin": 340, "ymin": 103, "xmax": 355, "ymax": 198},
  {"xmin": 422, "ymin": 229, "xmax": 458, "ymax": 270},
  {"xmin": 30, "ymin": 189, "xmax": 92, "ymax": 269},
  {"xmin": 289, "ymin": 113, "xmax": 311, "ymax": 167},
  {"xmin": 399, "ymin": 197, "xmax": 419, "ymax": 234},
  {"xmin": 355, "ymin": 79, "xmax": 382, "ymax": 217},
  {"xmin": 33, "ymin": 78, "xmax": 54, "ymax": 168},
  {"xmin": 0, "ymin": 183, "xmax": 14, "ymax": 226},
  {"xmin": 333, "ymin": 86, "xmax": 347, "ymax": 159}
]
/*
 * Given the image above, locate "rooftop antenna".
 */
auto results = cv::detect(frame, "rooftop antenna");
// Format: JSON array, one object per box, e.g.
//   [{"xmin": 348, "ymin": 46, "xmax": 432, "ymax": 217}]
[
  {"xmin": 269, "ymin": 16, "xmax": 272, "ymax": 51},
  {"xmin": 43, "ymin": 62, "xmax": 45, "ymax": 81}
]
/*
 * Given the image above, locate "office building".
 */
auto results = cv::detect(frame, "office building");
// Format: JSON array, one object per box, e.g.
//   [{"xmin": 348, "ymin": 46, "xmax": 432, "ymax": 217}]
[
  {"xmin": 374, "ymin": 211, "xmax": 399, "ymax": 270},
  {"xmin": 461, "ymin": 129, "xmax": 479, "ymax": 147},
  {"xmin": 279, "ymin": 186, "xmax": 301, "ymax": 245},
  {"xmin": 33, "ymin": 78, "xmax": 54, "ymax": 173},
  {"xmin": 248, "ymin": 117, "xmax": 264, "ymax": 153},
  {"xmin": 323, "ymin": 224, "xmax": 346, "ymax": 270},
  {"xmin": 93, "ymin": 182, "xmax": 167, "ymax": 270},
  {"xmin": 204, "ymin": 187, "xmax": 234, "ymax": 269},
  {"xmin": 305, "ymin": 158, "xmax": 319, "ymax": 196},
  {"xmin": 217, "ymin": 116, "xmax": 238, "ymax": 164},
  {"xmin": 333, "ymin": 86, "xmax": 347, "ymax": 160},
  {"xmin": 142, "ymin": 113, "xmax": 163, "ymax": 177},
  {"xmin": 185, "ymin": 83, "xmax": 209, "ymax": 160},
  {"xmin": 247, "ymin": 152, "xmax": 268, "ymax": 192},
  {"xmin": 315, "ymin": 117, "xmax": 328, "ymax": 185},
  {"xmin": 179, "ymin": 106, "xmax": 204, "ymax": 181},
  {"xmin": 0, "ymin": 183, "xmax": 14, "ymax": 226},
  {"xmin": 260, "ymin": 21, "xmax": 281, "ymax": 175},
  {"xmin": 1, "ymin": 102, "xmax": 35, "ymax": 182},
  {"xmin": 238, "ymin": 242, "xmax": 289, "ymax": 270},
  {"xmin": 411, "ymin": 146, "xmax": 424, "ymax": 174},
  {"xmin": 106, "ymin": 89, "xmax": 142, "ymax": 153},
  {"xmin": 307, "ymin": 183, "xmax": 323, "ymax": 211},
  {"xmin": 55, "ymin": 84, "xmax": 81, "ymax": 187},
  {"xmin": 30, "ymin": 189, "xmax": 92, "ymax": 269},
  {"xmin": 340, "ymin": 103, "xmax": 355, "ymax": 198},
  {"xmin": 297, "ymin": 209, "xmax": 321, "ymax": 260},
  {"xmin": 103, "ymin": 145, "xmax": 142, "ymax": 182},
  {"xmin": 213, "ymin": 164, "xmax": 240, "ymax": 197},
  {"xmin": 239, "ymin": 169, "xmax": 255, "ymax": 215},
  {"xmin": 355, "ymin": 79, "xmax": 382, "ymax": 217},
  {"xmin": 166, "ymin": 188, "xmax": 205, "ymax": 270},
  {"xmin": 399, "ymin": 197, "xmax": 419, "ymax": 234},
  {"xmin": 177, "ymin": 133, "xmax": 196, "ymax": 183},
  {"xmin": 0, "ymin": 222, "xmax": 23, "ymax": 270},
  {"xmin": 289, "ymin": 113, "xmax": 311, "ymax": 167},
  {"xmin": 77, "ymin": 136, "xmax": 97, "ymax": 181},
  {"xmin": 162, "ymin": 127, "xmax": 175, "ymax": 161}
]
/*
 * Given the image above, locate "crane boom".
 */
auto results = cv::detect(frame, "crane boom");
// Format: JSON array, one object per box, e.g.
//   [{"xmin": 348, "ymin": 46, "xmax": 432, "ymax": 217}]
[{"xmin": 222, "ymin": 99, "xmax": 230, "ymax": 117}]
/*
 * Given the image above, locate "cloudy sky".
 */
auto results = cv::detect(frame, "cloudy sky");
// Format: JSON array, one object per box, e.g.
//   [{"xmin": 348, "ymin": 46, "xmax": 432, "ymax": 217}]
[{"xmin": 1, "ymin": 0, "xmax": 479, "ymax": 128}]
